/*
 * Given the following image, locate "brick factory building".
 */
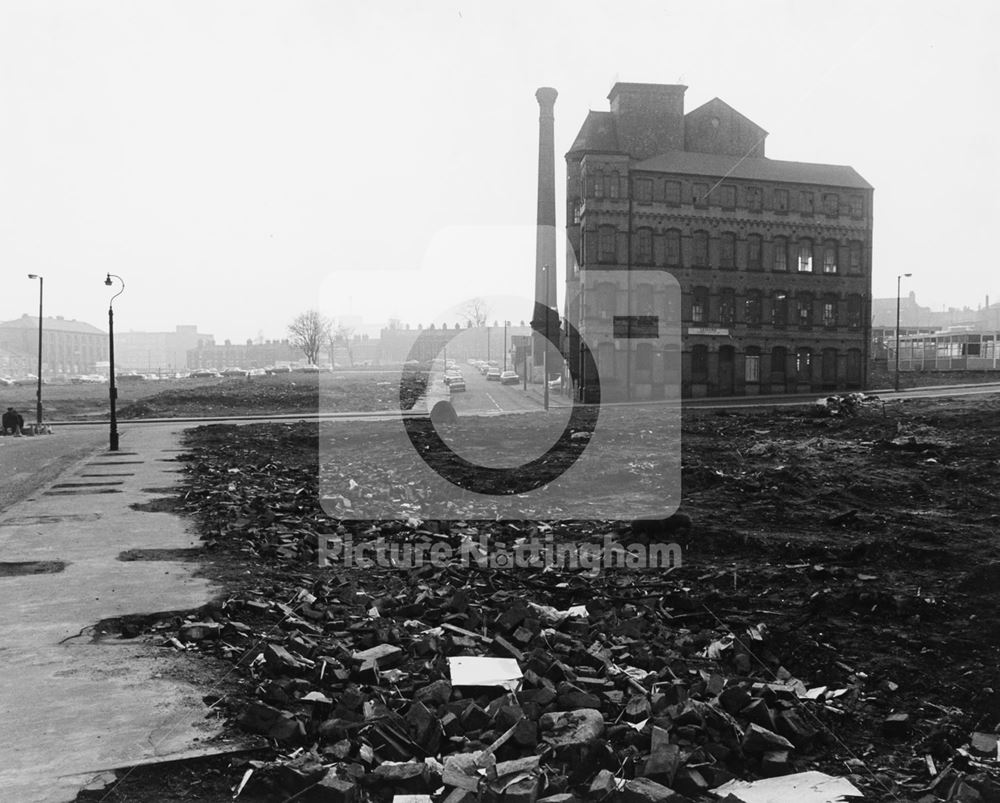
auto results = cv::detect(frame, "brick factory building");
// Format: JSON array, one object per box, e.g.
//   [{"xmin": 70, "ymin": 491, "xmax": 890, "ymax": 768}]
[{"xmin": 564, "ymin": 83, "xmax": 873, "ymax": 399}]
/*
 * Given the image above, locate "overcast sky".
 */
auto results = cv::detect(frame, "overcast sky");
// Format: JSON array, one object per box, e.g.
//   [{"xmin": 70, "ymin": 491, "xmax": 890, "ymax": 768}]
[{"xmin": 1, "ymin": 1, "xmax": 997, "ymax": 341}]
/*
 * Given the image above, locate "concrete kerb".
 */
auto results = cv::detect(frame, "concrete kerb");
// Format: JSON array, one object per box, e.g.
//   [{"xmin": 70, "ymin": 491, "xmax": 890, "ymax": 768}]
[{"xmin": 0, "ymin": 423, "xmax": 228, "ymax": 803}]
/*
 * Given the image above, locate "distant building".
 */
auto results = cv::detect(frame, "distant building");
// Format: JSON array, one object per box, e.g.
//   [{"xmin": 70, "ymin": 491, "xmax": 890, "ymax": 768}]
[
  {"xmin": 188, "ymin": 339, "xmax": 300, "ymax": 370},
  {"xmin": 379, "ymin": 324, "xmax": 531, "ymax": 368},
  {"xmin": 564, "ymin": 82, "xmax": 874, "ymax": 398},
  {"xmin": 0, "ymin": 314, "xmax": 107, "ymax": 376},
  {"xmin": 872, "ymin": 291, "xmax": 998, "ymax": 331},
  {"xmin": 117, "ymin": 325, "xmax": 214, "ymax": 373}
]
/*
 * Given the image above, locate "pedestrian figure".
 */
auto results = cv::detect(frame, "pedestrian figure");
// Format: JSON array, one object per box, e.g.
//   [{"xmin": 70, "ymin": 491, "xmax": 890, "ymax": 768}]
[{"xmin": 2, "ymin": 407, "xmax": 24, "ymax": 436}]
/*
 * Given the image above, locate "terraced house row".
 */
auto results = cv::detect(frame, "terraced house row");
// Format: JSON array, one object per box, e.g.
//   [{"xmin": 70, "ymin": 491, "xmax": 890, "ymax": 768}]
[{"xmin": 563, "ymin": 82, "xmax": 873, "ymax": 399}]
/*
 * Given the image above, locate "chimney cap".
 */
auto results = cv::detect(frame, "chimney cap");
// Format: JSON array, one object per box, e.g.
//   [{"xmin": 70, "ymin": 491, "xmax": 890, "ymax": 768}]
[{"xmin": 535, "ymin": 86, "xmax": 558, "ymax": 105}]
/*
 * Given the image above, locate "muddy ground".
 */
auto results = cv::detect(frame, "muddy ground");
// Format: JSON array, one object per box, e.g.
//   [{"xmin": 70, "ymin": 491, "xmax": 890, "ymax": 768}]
[{"xmin": 73, "ymin": 392, "xmax": 1000, "ymax": 802}]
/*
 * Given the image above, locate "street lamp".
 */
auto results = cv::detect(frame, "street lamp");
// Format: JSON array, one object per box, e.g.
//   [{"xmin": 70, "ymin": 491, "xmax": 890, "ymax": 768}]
[
  {"xmin": 895, "ymin": 272, "xmax": 912, "ymax": 392},
  {"xmin": 27, "ymin": 274, "xmax": 43, "ymax": 430},
  {"xmin": 503, "ymin": 320, "xmax": 509, "ymax": 371},
  {"xmin": 104, "ymin": 273, "xmax": 125, "ymax": 451}
]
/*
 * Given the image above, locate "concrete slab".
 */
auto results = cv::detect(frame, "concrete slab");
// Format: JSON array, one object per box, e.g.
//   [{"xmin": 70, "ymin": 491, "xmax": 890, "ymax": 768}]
[{"xmin": 0, "ymin": 424, "xmax": 225, "ymax": 802}]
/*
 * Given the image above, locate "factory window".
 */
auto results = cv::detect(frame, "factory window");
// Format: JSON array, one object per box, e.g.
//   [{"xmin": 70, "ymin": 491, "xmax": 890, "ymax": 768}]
[
  {"xmin": 634, "ymin": 177, "xmax": 653, "ymax": 202},
  {"xmin": 719, "ymin": 288, "xmax": 736, "ymax": 326},
  {"xmin": 719, "ymin": 232, "xmax": 736, "ymax": 269},
  {"xmin": 691, "ymin": 345, "xmax": 709, "ymax": 381},
  {"xmin": 796, "ymin": 347, "xmax": 813, "ymax": 381},
  {"xmin": 599, "ymin": 226, "xmax": 617, "ymax": 263},
  {"xmin": 747, "ymin": 186, "xmax": 763, "ymax": 211},
  {"xmin": 691, "ymin": 286, "xmax": 709, "ymax": 323},
  {"xmin": 771, "ymin": 346, "xmax": 788, "ymax": 379},
  {"xmin": 847, "ymin": 294, "xmax": 862, "ymax": 329},
  {"xmin": 665, "ymin": 229, "xmax": 681, "ymax": 266},
  {"xmin": 664, "ymin": 180, "xmax": 681, "ymax": 205},
  {"xmin": 720, "ymin": 184, "xmax": 736, "ymax": 209},
  {"xmin": 636, "ymin": 343, "xmax": 653, "ymax": 372},
  {"xmin": 848, "ymin": 240, "xmax": 862, "ymax": 274},
  {"xmin": 748, "ymin": 234, "xmax": 763, "ymax": 271},
  {"xmin": 823, "ymin": 193, "xmax": 840, "ymax": 216},
  {"xmin": 797, "ymin": 239, "xmax": 813, "ymax": 273},
  {"xmin": 596, "ymin": 283, "xmax": 617, "ymax": 318},
  {"xmin": 772, "ymin": 291, "xmax": 788, "ymax": 326},
  {"xmin": 849, "ymin": 195, "xmax": 864, "ymax": 218},
  {"xmin": 693, "ymin": 183, "xmax": 709, "ymax": 208},
  {"xmin": 797, "ymin": 293, "xmax": 813, "ymax": 327},
  {"xmin": 636, "ymin": 283, "xmax": 654, "ymax": 315},
  {"xmin": 593, "ymin": 171, "xmax": 604, "ymax": 199},
  {"xmin": 822, "ymin": 241, "xmax": 838, "ymax": 274},
  {"xmin": 607, "ymin": 172, "xmax": 620, "ymax": 198},
  {"xmin": 773, "ymin": 236, "xmax": 788, "ymax": 271},
  {"xmin": 745, "ymin": 347, "xmax": 761, "ymax": 382},
  {"xmin": 800, "ymin": 191, "xmax": 814, "ymax": 215},
  {"xmin": 823, "ymin": 299, "xmax": 838, "ymax": 327},
  {"xmin": 636, "ymin": 228, "xmax": 653, "ymax": 265},
  {"xmin": 745, "ymin": 290, "xmax": 762, "ymax": 326},
  {"xmin": 773, "ymin": 189, "xmax": 789, "ymax": 213},
  {"xmin": 693, "ymin": 230, "xmax": 709, "ymax": 267}
]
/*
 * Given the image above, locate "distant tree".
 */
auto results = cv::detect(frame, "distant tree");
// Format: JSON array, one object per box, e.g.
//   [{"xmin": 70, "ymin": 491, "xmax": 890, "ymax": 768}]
[
  {"xmin": 288, "ymin": 309, "xmax": 331, "ymax": 365},
  {"xmin": 461, "ymin": 297, "xmax": 491, "ymax": 328}
]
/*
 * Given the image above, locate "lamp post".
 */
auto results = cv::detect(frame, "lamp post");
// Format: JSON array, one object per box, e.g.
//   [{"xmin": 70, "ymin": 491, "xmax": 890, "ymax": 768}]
[
  {"xmin": 895, "ymin": 272, "xmax": 912, "ymax": 392},
  {"xmin": 542, "ymin": 265, "xmax": 549, "ymax": 411},
  {"xmin": 27, "ymin": 274, "xmax": 44, "ymax": 430},
  {"xmin": 104, "ymin": 273, "xmax": 125, "ymax": 451},
  {"xmin": 503, "ymin": 320, "xmax": 509, "ymax": 371}
]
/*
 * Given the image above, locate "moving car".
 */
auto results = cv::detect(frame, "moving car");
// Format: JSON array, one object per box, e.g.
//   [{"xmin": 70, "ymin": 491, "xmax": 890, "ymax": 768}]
[
  {"xmin": 486, "ymin": 367, "xmax": 501, "ymax": 381},
  {"xmin": 500, "ymin": 370, "xmax": 519, "ymax": 385},
  {"xmin": 444, "ymin": 370, "xmax": 463, "ymax": 385},
  {"xmin": 448, "ymin": 378, "xmax": 466, "ymax": 392}
]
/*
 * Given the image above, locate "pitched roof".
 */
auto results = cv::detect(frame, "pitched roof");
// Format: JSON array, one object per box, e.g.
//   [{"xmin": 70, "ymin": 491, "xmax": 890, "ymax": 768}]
[
  {"xmin": 633, "ymin": 150, "xmax": 872, "ymax": 189},
  {"xmin": 0, "ymin": 316, "xmax": 106, "ymax": 334},
  {"xmin": 685, "ymin": 97, "xmax": 768, "ymax": 135},
  {"xmin": 566, "ymin": 111, "xmax": 621, "ymax": 156}
]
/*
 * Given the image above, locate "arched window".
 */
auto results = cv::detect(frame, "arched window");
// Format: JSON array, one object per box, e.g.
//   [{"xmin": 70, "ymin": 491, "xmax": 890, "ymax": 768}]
[
  {"xmin": 719, "ymin": 288, "xmax": 736, "ymax": 326},
  {"xmin": 599, "ymin": 226, "xmax": 617, "ymax": 263},
  {"xmin": 847, "ymin": 294, "xmax": 862, "ymax": 329},
  {"xmin": 748, "ymin": 234, "xmax": 763, "ymax": 270},
  {"xmin": 745, "ymin": 289, "xmax": 762, "ymax": 326},
  {"xmin": 720, "ymin": 232, "xmax": 736, "ymax": 269},
  {"xmin": 848, "ymin": 240, "xmax": 863, "ymax": 274},
  {"xmin": 691, "ymin": 344, "xmax": 709, "ymax": 381},
  {"xmin": 665, "ymin": 229, "xmax": 681, "ymax": 266},
  {"xmin": 822, "ymin": 295, "xmax": 838, "ymax": 327},
  {"xmin": 608, "ymin": 172, "xmax": 620, "ymax": 198},
  {"xmin": 596, "ymin": 282, "xmax": 616, "ymax": 318},
  {"xmin": 745, "ymin": 346, "xmax": 761, "ymax": 383},
  {"xmin": 823, "ymin": 240, "xmax": 838, "ymax": 274},
  {"xmin": 693, "ymin": 231, "xmax": 709, "ymax": 268},
  {"xmin": 797, "ymin": 292, "xmax": 813, "ymax": 327},
  {"xmin": 636, "ymin": 228, "xmax": 653, "ymax": 265},
  {"xmin": 772, "ymin": 236, "xmax": 788, "ymax": 271},
  {"xmin": 691, "ymin": 286, "xmax": 709, "ymax": 323},
  {"xmin": 797, "ymin": 239, "xmax": 813, "ymax": 273},
  {"xmin": 796, "ymin": 347, "xmax": 813, "ymax": 381},
  {"xmin": 771, "ymin": 346, "xmax": 788, "ymax": 380},
  {"xmin": 771, "ymin": 291, "xmax": 788, "ymax": 326},
  {"xmin": 593, "ymin": 170, "xmax": 604, "ymax": 199}
]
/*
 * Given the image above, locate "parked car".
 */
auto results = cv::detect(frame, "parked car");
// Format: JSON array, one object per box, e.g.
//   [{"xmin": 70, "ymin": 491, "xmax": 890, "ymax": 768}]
[
  {"xmin": 221, "ymin": 367, "xmax": 249, "ymax": 377},
  {"xmin": 500, "ymin": 370, "xmax": 519, "ymax": 385},
  {"xmin": 116, "ymin": 372, "xmax": 146, "ymax": 382},
  {"xmin": 444, "ymin": 370, "xmax": 463, "ymax": 385},
  {"xmin": 486, "ymin": 367, "xmax": 501, "ymax": 381},
  {"xmin": 266, "ymin": 365, "xmax": 291, "ymax": 374},
  {"xmin": 293, "ymin": 364, "xmax": 321, "ymax": 373},
  {"xmin": 188, "ymin": 369, "xmax": 221, "ymax": 379},
  {"xmin": 449, "ymin": 378, "xmax": 466, "ymax": 392}
]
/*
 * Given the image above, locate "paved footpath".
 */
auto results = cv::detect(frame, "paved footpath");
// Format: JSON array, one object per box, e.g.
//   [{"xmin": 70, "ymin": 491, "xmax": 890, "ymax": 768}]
[{"xmin": 0, "ymin": 424, "xmax": 228, "ymax": 802}]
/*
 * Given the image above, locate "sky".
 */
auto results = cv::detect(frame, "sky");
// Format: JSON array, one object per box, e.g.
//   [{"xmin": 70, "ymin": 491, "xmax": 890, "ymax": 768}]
[{"xmin": 1, "ymin": 0, "xmax": 997, "ymax": 341}]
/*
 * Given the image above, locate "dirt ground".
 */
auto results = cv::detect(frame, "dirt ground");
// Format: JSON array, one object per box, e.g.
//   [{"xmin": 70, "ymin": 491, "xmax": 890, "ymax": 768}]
[{"xmin": 71, "ymin": 391, "xmax": 1000, "ymax": 802}]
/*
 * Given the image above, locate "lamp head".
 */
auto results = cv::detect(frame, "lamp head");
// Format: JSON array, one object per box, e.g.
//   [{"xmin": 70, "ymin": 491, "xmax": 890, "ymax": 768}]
[
  {"xmin": 904, "ymin": 273, "xmax": 912, "ymax": 278},
  {"xmin": 104, "ymin": 274, "xmax": 113, "ymax": 286},
  {"xmin": 27, "ymin": 273, "xmax": 39, "ymax": 279}
]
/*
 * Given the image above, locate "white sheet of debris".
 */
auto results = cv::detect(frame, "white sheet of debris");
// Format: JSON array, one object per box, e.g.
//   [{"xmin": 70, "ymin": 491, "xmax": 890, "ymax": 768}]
[
  {"xmin": 713, "ymin": 770, "xmax": 864, "ymax": 802},
  {"xmin": 448, "ymin": 656, "xmax": 523, "ymax": 690}
]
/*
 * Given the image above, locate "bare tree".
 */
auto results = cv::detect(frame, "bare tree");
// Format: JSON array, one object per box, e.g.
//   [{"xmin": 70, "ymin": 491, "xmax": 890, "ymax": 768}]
[
  {"xmin": 461, "ymin": 297, "xmax": 491, "ymax": 328},
  {"xmin": 288, "ymin": 309, "xmax": 331, "ymax": 365}
]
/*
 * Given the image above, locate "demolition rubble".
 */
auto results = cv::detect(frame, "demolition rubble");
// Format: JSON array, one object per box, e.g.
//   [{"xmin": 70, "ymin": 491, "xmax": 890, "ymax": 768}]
[{"xmin": 88, "ymin": 395, "xmax": 1000, "ymax": 802}]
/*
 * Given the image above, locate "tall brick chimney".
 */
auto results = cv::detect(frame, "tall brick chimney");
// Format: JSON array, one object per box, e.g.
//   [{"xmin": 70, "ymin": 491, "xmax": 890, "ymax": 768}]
[
  {"xmin": 608, "ymin": 82, "xmax": 687, "ymax": 159},
  {"xmin": 533, "ymin": 87, "xmax": 558, "ymax": 367}
]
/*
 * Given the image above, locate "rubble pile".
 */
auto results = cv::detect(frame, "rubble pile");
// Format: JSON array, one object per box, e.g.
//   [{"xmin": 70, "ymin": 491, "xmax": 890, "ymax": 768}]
[{"xmin": 159, "ymin": 398, "xmax": 1000, "ymax": 802}]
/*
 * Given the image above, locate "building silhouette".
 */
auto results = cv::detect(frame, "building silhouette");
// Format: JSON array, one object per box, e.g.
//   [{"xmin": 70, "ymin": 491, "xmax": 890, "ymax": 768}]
[{"xmin": 564, "ymin": 83, "xmax": 874, "ymax": 398}]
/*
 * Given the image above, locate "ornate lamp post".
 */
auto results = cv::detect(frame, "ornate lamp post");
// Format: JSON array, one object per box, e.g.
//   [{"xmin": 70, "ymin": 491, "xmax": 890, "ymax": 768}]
[{"xmin": 104, "ymin": 273, "xmax": 125, "ymax": 450}]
